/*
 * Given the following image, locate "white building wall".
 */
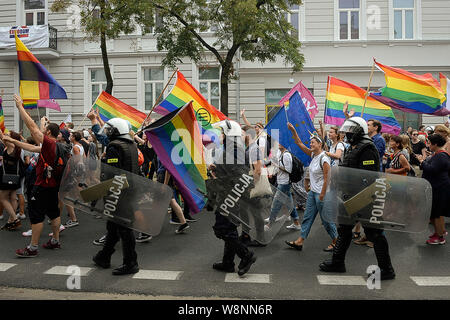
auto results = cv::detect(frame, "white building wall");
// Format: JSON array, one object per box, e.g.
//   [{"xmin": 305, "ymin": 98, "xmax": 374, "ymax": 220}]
[{"xmin": 0, "ymin": 0, "xmax": 449, "ymax": 133}]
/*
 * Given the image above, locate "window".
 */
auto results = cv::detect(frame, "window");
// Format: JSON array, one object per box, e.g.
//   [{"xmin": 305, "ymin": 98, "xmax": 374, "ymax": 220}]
[
  {"xmin": 338, "ymin": 0, "xmax": 360, "ymax": 40},
  {"xmin": 24, "ymin": 0, "xmax": 47, "ymax": 26},
  {"xmin": 286, "ymin": 4, "xmax": 300, "ymax": 40},
  {"xmin": 90, "ymin": 69, "xmax": 108, "ymax": 104},
  {"xmin": 143, "ymin": 67, "xmax": 164, "ymax": 110},
  {"xmin": 199, "ymin": 67, "xmax": 220, "ymax": 109},
  {"xmin": 265, "ymin": 89, "xmax": 289, "ymax": 123},
  {"xmin": 393, "ymin": 0, "xmax": 415, "ymax": 39}
]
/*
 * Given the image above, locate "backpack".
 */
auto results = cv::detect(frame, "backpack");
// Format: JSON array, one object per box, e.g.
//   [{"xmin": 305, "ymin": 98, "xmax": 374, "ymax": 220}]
[
  {"xmin": 41, "ymin": 142, "xmax": 72, "ymax": 183},
  {"xmin": 280, "ymin": 151, "xmax": 304, "ymax": 183},
  {"xmin": 257, "ymin": 135, "xmax": 271, "ymax": 159}
]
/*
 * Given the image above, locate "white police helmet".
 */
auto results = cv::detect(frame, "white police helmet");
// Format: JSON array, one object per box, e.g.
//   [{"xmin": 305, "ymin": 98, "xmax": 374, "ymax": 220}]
[
  {"xmin": 213, "ymin": 120, "xmax": 242, "ymax": 137},
  {"xmin": 340, "ymin": 117, "xmax": 369, "ymax": 135},
  {"xmin": 101, "ymin": 118, "xmax": 133, "ymax": 141}
]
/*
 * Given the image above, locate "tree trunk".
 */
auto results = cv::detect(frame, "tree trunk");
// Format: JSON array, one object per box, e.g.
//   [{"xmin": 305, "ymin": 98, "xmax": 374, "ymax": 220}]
[
  {"xmin": 100, "ymin": 1, "xmax": 113, "ymax": 95},
  {"xmin": 220, "ymin": 62, "xmax": 232, "ymax": 117},
  {"xmin": 100, "ymin": 31, "xmax": 113, "ymax": 94}
]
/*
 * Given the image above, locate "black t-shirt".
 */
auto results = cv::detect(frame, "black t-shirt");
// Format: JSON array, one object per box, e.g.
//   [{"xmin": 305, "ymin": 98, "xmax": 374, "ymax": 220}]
[{"xmin": 412, "ymin": 141, "xmax": 426, "ymax": 155}]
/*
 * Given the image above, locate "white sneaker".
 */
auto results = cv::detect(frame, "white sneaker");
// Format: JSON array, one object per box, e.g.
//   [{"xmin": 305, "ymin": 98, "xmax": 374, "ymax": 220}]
[
  {"xmin": 64, "ymin": 220, "xmax": 79, "ymax": 228},
  {"xmin": 286, "ymin": 223, "xmax": 301, "ymax": 231},
  {"xmin": 264, "ymin": 224, "xmax": 271, "ymax": 232},
  {"xmin": 264, "ymin": 216, "xmax": 285, "ymax": 224},
  {"xmin": 0, "ymin": 215, "xmax": 3, "ymax": 220},
  {"xmin": 22, "ymin": 229, "xmax": 32, "ymax": 237},
  {"xmin": 49, "ymin": 224, "xmax": 65, "ymax": 237},
  {"xmin": 17, "ymin": 214, "xmax": 26, "ymax": 220}
]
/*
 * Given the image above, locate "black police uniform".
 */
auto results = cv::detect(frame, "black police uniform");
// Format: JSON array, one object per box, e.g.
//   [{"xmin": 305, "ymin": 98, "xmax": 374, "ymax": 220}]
[
  {"xmin": 93, "ymin": 137, "xmax": 140, "ymax": 275},
  {"xmin": 211, "ymin": 138, "xmax": 257, "ymax": 275},
  {"xmin": 320, "ymin": 135, "xmax": 396, "ymax": 280}
]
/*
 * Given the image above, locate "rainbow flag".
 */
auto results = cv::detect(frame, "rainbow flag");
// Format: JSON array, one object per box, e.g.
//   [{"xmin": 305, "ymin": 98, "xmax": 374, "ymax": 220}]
[
  {"xmin": 153, "ymin": 71, "xmax": 227, "ymax": 144},
  {"xmin": 325, "ymin": 76, "xmax": 401, "ymax": 135},
  {"xmin": 375, "ymin": 60, "xmax": 445, "ymax": 114},
  {"xmin": 93, "ymin": 91, "xmax": 147, "ymax": 132},
  {"xmin": 15, "ymin": 33, "xmax": 67, "ymax": 100},
  {"xmin": 0, "ymin": 97, "xmax": 5, "ymax": 133},
  {"xmin": 144, "ymin": 101, "xmax": 207, "ymax": 214},
  {"xmin": 23, "ymin": 100, "xmax": 37, "ymax": 109}
]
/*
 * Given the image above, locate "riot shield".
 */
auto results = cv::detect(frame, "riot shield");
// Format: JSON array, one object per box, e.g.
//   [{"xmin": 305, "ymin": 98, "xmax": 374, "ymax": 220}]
[
  {"xmin": 59, "ymin": 155, "xmax": 173, "ymax": 236},
  {"xmin": 322, "ymin": 166, "xmax": 432, "ymax": 232},
  {"xmin": 206, "ymin": 164, "xmax": 294, "ymax": 245}
]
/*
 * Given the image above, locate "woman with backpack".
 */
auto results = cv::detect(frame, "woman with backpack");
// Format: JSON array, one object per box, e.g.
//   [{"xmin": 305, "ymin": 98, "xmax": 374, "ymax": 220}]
[
  {"xmin": 386, "ymin": 135, "xmax": 411, "ymax": 176},
  {"xmin": 285, "ymin": 123, "xmax": 338, "ymax": 252},
  {"xmin": 418, "ymin": 134, "xmax": 450, "ymax": 245},
  {"xmin": 325, "ymin": 126, "xmax": 345, "ymax": 167},
  {"xmin": 0, "ymin": 131, "xmax": 25, "ymax": 231}
]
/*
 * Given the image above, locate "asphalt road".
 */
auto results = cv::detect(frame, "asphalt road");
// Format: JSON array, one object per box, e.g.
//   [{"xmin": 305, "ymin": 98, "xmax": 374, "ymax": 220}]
[{"xmin": 0, "ymin": 208, "xmax": 449, "ymax": 300}]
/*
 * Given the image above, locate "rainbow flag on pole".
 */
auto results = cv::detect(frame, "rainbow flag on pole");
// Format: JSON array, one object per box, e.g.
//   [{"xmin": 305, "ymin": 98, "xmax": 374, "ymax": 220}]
[
  {"xmin": 144, "ymin": 101, "xmax": 207, "ymax": 214},
  {"xmin": 153, "ymin": 71, "xmax": 227, "ymax": 144},
  {"xmin": 0, "ymin": 97, "xmax": 5, "ymax": 133},
  {"xmin": 374, "ymin": 60, "xmax": 445, "ymax": 114},
  {"xmin": 325, "ymin": 76, "xmax": 401, "ymax": 135},
  {"xmin": 15, "ymin": 33, "xmax": 67, "ymax": 100},
  {"xmin": 93, "ymin": 91, "xmax": 147, "ymax": 132}
]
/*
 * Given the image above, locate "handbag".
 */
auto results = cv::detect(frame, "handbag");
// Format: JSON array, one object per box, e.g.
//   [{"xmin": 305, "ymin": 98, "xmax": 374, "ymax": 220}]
[
  {"xmin": 2, "ymin": 158, "xmax": 20, "ymax": 187},
  {"xmin": 250, "ymin": 167, "xmax": 273, "ymax": 198}
]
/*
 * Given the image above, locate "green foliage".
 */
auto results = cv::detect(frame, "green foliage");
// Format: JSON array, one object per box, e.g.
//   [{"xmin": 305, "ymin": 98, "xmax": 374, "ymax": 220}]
[
  {"xmin": 152, "ymin": 0, "xmax": 305, "ymax": 75},
  {"xmin": 51, "ymin": 0, "xmax": 155, "ymax": 40}
]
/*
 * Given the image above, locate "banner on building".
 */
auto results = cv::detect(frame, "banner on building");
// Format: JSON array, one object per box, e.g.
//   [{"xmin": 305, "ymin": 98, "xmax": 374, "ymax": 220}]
[{"xmin": 0, "ymin": 25, "xmax": 49, "ymax": 49}]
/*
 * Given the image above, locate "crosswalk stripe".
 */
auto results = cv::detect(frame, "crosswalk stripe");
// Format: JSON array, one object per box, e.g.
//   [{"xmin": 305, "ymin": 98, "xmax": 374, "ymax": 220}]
[
  {"xmin": 132, "ymin": 270, "xmax": 183, "ymax": 280},
  {"xmin": 410, "ymin": 277, "xmax": 450, "ymax": 286},
  {"xmin": 0, "ymin": 263, "xmax": 16, "ymax": 272},
  {"xmin": 317, "ymin": 275, "xmax": 367, "ymax": 286},
  {"xmin": 44, "ymin": 266, "xmax": 93, "ymax": 276},
  {"xmin": 225, "ymin": 273, "xmax": 271, "ymax": 284}
]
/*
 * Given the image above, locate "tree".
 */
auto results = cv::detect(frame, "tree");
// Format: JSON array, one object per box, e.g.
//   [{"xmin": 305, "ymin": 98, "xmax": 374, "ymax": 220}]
[
  {"xmin": 51, "ymin": 0, "xmax": 155, "ymax": 94},
  {"xmin": 152, "ymin": 0, "xmax": 305, "ymax": 116}
]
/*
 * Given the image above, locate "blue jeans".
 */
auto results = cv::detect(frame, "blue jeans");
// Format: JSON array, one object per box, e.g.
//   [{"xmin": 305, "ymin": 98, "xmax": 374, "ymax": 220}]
[
  {"xmin": 269, "ymin": 184, "xmax": 299, "ymax": 223},
  {"xmin": 300, "ymin": 191, "xmax": 337, "ymax": 240}
]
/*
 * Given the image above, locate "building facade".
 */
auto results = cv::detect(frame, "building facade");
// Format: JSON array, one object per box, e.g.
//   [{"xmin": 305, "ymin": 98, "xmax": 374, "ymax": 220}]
[{"xmin": 0, "ymin": 0, "xmax": 449, "ymax": 136}]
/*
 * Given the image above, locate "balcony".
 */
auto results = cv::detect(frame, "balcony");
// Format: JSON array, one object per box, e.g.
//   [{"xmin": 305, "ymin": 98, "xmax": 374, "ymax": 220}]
[{"xmin": 0, "ymin": 25, "xmax": 60, "ymax": 60}]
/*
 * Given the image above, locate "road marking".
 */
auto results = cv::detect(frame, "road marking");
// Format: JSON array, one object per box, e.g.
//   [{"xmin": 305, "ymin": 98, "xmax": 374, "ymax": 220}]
[
  {"xmin": 317, "ymin": 275, "xmax": 367, "ymax": 286},
  {"xmin": 133, "ymin": 270, "xmax": 183, "ymax": 281},
  {"xmin": 225, "ymin": 273, "xmax": 271, "ymax": 284},
  {"xmin": 0, "ymin": 263, "xmax": 16, "ymax": 272},
  {"xmin": 44, "ymin": 266, "xmax": 93, "ymax": 276},
  {"xmin": 410, "ymin": 277, "xmax": 450, "ymax": 286}
]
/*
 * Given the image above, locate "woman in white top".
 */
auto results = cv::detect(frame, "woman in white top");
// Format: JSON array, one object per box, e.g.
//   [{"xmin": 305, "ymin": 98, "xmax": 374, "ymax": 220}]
[
  {"xmin": 284, "ymin": 123, "xmax": 337, "ymax": 252},
  {"xmin": 64, "ymin": 131, "xmax": 84, "ymax": 228},
  {"xmin": 325, "ymin": 126, "xmax": 345, "ymax": 167}
]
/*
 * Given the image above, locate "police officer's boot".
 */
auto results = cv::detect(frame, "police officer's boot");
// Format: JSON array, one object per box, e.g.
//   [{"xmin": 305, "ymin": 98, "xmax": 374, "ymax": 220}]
[
  {"xmin": 93, "ymin": 248, "xmax": 115, "ymax": 269},
  {"xmin": 371, "ymin": 232, "xmax": 396, "ymax": 280},
  {"xmin": 113, "ymin": 228, "xmax": 139, "ymax": 276},
  {"xmin": 213, "ymin": 240, "xmax": 235, "ymax": 272},
  {"xmin": 319, "ymin": 225, "xmax": 352, "ymax": 273}
]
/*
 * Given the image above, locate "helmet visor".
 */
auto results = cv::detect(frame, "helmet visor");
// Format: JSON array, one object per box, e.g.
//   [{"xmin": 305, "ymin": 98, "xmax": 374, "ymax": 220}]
[{"xmin": 340, "ymin": 120, "xmax": 360, "ymax": 134}]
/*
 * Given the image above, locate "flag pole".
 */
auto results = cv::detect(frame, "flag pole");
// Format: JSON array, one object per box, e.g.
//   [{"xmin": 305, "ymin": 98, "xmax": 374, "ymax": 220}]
[
  {"xmin": 138, "ymin": 68, "xmax": 178, "ymax": 132},
  {"xmin": 76, "ymin": 91, "xmax": 102, "ymax": 131},
  {"xmin": 361, "ymin": 59, "xmax": 376, "ymax": 117}
]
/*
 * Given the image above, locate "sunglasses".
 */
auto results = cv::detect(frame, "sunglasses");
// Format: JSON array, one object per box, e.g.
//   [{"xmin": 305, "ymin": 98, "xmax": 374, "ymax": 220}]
[{"xmin": 412, "ymin": 134, "xmax": 418, "ymax": 136}]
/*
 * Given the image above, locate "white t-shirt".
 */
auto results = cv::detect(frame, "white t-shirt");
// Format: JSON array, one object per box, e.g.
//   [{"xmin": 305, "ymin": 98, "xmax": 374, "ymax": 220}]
[
  {"xmin": 256, "ymin": 135, "xmax": 266, "ymax": 155},
  {"xmin": 71, "ymin": 144, "xmax": 84, "ymax": 157},
  {"xmin": 274, "ymin": 149, "xmax": 292, "ymax": 185},
  {"xmin": 329, "ymin": 142, "xmax": 345, "ymax": 167},
  {"xmin": 309, "ymin": 151, "xmax": 331, "ymax": 194}
]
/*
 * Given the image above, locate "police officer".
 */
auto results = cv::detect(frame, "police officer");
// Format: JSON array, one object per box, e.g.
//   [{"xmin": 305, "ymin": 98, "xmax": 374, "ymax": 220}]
[
  {"xmin": 319, "ymin": 117, "xmax": 395, "ymax": 280},
  {"xmin": 92, "ymin": 118, "xmax": 140, "ymax": 275},
  {"xmin": 209, "ymin": 120, "xmax": 257, "ymax": 277}
]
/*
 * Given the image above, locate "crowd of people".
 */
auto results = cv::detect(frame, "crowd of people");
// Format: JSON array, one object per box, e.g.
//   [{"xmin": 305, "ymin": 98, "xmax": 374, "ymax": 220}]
[
  {"xmin": 0, "ymin": 95, "xmax": 196, "ymax": 273},
  {"xmin": 0, "ymin": 93, "xmax": 449, "ymax": 278}
]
